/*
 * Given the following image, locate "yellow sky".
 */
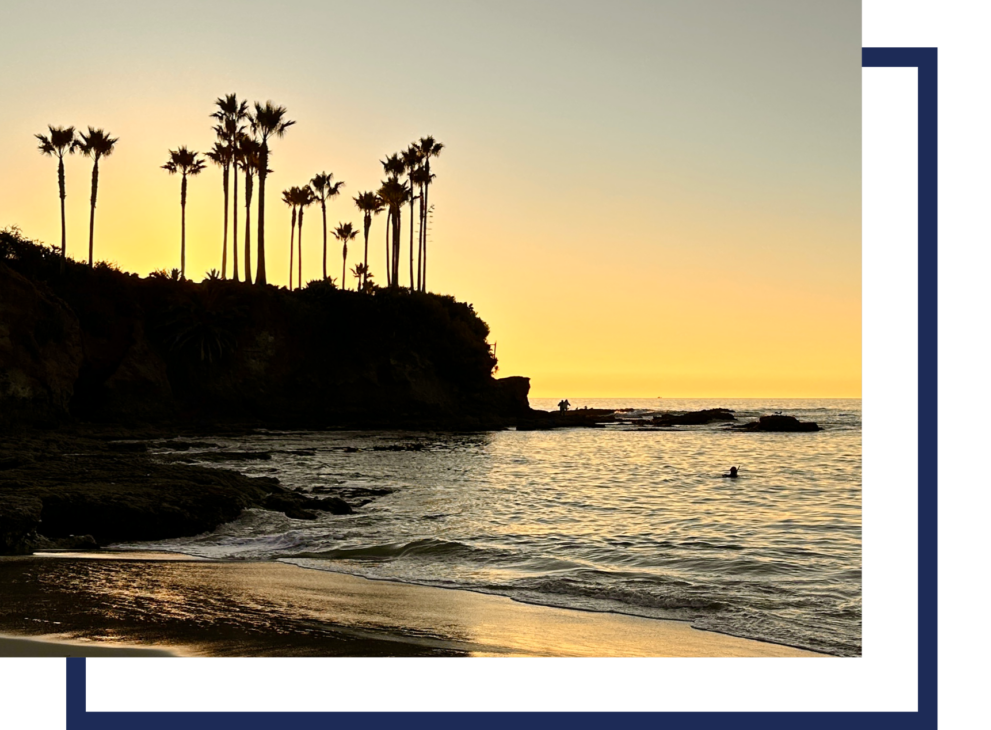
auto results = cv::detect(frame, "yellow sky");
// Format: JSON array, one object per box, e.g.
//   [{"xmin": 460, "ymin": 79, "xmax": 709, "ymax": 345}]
[{"xmin": 0, "ymin": 1, "xmax": 861, "ymax": 398}]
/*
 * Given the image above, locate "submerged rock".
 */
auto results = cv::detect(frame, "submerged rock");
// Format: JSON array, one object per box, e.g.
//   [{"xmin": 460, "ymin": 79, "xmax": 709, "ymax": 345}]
[
  {"xmin": 739, "ymin": 415, "xmax": 821, "ymax": 432},
  {"xmin": 650, "ymin": 408, "xmax": 736, "ymax": 426}
]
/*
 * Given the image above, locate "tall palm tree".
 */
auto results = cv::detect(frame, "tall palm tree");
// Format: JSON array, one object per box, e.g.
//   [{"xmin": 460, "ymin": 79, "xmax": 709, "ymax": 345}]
[
  {"xmin": 162, "ymin": 147, "xmax": 206, "ymax": 279},
  {"xmin": 332, "ymin": 222, "xmax": 358, "ymax": 290},
  {"xmin": 402, "ymin": 145, "xmax": 424, "ymax": 289},
  {"xmin": 240, "ymin": 138, "xmax": 265, "ymax": 285},
  {"xmin": 380, "ymin": 154, "xmax": 405, "ymax": 287},
  {"xmin": 34, "ymin": 125, "xmax": 78, "ymax": 273},
  {"xmin": 212, "ymin": 95, "xmax": 250, "ymax": 279},
  {"xmin": 310, "ymin": 172, "xmax": 344, "ymax": 281},
  {"xmin": 249, "ymin": 101, "xmax": 295, "ymax": 286},
  {"xmin": 205, "ymin": 140, "xmax": 234, "ymax": 277},
  {"xmin": 77, "ymin": 127, "xmax": 119, "ymax": 267},
  {"xmin": 416, "ymin": 136, "xmax": 443, "ymax": 291},
  {"xmin": 296, "ymin": 185, "xmax": 315, "ymax": 289},
  {"xmin": 282, "ymin": 186, "xmax": 299, "ymax": 290},
  {"xmin": 353, "ymin": 191, "xmax": 383, "ymax": 292},
  {"xmin": 377, "ymin": 178, "xmax": 409, "ymax": 289},
  {"xmin": 410, "ymin": 165, "xmax": 433, "ymax": 290}
]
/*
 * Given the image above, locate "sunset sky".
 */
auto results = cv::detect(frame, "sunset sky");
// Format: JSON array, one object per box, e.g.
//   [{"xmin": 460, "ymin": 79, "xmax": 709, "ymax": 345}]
[{"xmin": 0, "ymin": 0, "xmax": 861, "ymax": 398}]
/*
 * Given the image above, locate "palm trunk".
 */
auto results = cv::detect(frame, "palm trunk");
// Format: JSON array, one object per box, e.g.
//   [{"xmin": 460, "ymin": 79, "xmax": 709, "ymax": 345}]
[
  {"xmin": 321, "ymin": 199, "xmax": 328, "ymax": 281},
  {"xmin": 384, "ymin": 212, "xmax": 392, "ymax": 288},
  {"xmin": 408, "ymin": 190, "xmax": 415, "ymax": 289},
  {"xmin": 88, "ymin": 158, "xmax": 100, "ymax": 267},
  {"xmin": 297, "ymin": 208, "xmax": 304, "ymax": 290},
  {"xmin": 58, "ymin": 156, "xmax": 66, "ymax": 275},
  {"xmin": 180, "ymin": 174, "xmax": 188, "ymax": 279},
  {"xmin": 289, "ymin": 208, "xmax": 296, "ymax": 290},
  {"xmin": 256, "ymin": 142, "xmax": 269, "ymax": 286},
  {"xmin": 245, "ymin": 175, "xmax": 253, "ymax": 285},
  {"xmin": 392, "ymin": 208, "xmax": 401, "ymax": 288},
  {"xmin": 421, "ymin": 178, "xmax": 429, "ymax": 292},
  {"xmin": 232, "ymin": 166, "xmax": 240, "ymax": 282},
  {"xmin": 342, "ymin": 245, "xmax": 347, "ymax": 290},
  {"xmin": 221, "ymin": 165, "xmax": 230, "ymax": 278},
  {"xmin": 362, "ymin": 216, "xmax": 371, "ymax": 291}
]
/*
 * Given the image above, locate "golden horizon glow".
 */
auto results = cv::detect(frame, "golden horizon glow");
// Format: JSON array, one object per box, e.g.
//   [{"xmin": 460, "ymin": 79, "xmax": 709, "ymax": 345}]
[{"xmin": 0, "ymin": 1, "xmax": 861, "ymax": 399}]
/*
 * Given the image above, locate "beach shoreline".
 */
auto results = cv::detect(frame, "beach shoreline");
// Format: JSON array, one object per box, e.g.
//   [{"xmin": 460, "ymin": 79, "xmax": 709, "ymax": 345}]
[{"xmin": 0, "ymin": 552, "xmax": 825, "ymax": 658}]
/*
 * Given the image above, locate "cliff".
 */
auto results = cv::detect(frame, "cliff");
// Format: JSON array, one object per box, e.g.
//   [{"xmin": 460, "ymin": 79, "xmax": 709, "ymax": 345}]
[{"xmin": 0, "ymin": 229, "xmax": 531, "ymax": 430}]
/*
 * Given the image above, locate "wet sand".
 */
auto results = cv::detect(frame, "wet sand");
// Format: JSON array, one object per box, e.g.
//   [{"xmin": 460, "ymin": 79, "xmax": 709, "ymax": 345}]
[{"xmin": 0, "ymin": 553, "xmax": 824, "ymax": 657}]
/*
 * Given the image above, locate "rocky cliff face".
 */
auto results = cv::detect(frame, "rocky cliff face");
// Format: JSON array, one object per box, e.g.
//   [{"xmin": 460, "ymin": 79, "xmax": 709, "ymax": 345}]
[
  {"xmin": 0, "ymin": 233, "xmax": 529, "ymax": 429},
  {"xmin": 0, "ymin": 264, "xmax": 84, "ymax": 425}
]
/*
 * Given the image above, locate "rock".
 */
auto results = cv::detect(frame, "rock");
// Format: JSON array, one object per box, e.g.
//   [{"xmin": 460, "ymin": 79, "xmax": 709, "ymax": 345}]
[
  {"xmin": 517, "ymin": 408, "xmax": 616, "ymax": 430},
  {"xmin": 0, "ymin": 263, "xmax": 83, "ymax": 426},
  {"xmin": 650, "ymin": 408, "xmax": 736, "ymax": 426},
  {"xmin": 740, "ymin": 415, "xmax": 821, "ymax": 432},
  {"xmin": 310, "ymin": 496, "xmax": 353, "ymax": 515},
  {"xmin": 262, "ymin": 493, "xmax": 318, "ymax": 521}
]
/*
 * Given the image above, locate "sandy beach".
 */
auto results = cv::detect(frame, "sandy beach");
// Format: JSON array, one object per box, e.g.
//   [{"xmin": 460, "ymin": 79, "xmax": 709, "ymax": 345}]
[{"xmin": 0, "ymin": 552, "xmax": 822, "ymax": 658}]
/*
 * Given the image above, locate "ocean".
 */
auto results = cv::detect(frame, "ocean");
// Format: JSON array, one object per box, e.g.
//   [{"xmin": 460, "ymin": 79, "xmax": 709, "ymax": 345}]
[{"xmin": 117, "ymin": 398, "xmax": 862, "ymax": 656}]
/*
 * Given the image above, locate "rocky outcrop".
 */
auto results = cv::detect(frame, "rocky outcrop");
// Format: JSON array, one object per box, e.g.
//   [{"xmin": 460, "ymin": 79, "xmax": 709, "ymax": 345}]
[
  {"xmin": 0, "ymin": 264, "xmax": 83, "ymax": 425},
  {"xmin": 517, "ymin": 408, "xmax": 616, "ymax": 431},
  {"xmin": 650, "ymin": 408, "xmax": 736, "ymax": 426},
  {"xmin": 0, "ymin": 433, "xmax": 357, "ymax": 554},
  {"xmin": 738, "ymin": 415, "xmax": 821, "ymax": 432}
]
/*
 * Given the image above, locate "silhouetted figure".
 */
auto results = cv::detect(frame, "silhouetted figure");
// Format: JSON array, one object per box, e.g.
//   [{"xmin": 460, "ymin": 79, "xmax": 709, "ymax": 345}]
[
  {"xmin": 558, "ymin": 399, "xmax": 571, "ymax": 412},
  {"xmin": 723, "ymin": 466, "xmax": 739, "ymax": 479}
]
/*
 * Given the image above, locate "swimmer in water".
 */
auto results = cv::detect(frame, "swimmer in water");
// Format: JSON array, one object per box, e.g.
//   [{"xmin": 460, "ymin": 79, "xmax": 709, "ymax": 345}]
[{"xmin": 723, "ymin": 466, "xmax": 739, "ymax": 478}]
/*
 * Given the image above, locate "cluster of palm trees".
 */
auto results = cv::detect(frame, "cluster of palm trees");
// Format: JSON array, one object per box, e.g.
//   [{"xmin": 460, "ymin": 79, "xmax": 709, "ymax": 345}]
[
  {"xmin": 36, "ymin": 95, "xmax": 442, "ymax": 292},
  {"xmin": 34, "ymin": 125, "xmax": 118, "ymax": 273}
]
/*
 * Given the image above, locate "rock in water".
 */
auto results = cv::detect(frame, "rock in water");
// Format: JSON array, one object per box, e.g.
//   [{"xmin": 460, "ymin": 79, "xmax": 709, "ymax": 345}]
[{"xmin": 741, "ymin": 415, "xmax": 821, "ymax": 432}]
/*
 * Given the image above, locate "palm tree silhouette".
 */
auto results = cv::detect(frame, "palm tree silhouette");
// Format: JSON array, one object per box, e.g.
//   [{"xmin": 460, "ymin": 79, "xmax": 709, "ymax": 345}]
[
  {"xmin": 249, "ymin": 102, "xmax": 295, "ymax": 286},
  {"xmin": 35, "ymin": 125, "xmax": 78, "ymax": 273},
  {"xmin": 239, "ymin": 137, "xmax": 265, "ymax": 285},
  {"xmin": 415, "ymin": 136, "xmax": 443, "ymax": 291},
  {"xmin": 332, "ymin": 222, "xmax": 358, "ymax": 290},
  {"xmin": 380, "ymin": 154, "xmax": 405, "ymax": 287},
  {"xmin": 350, "ymin": 262, "xmax": 368, "ymax": 291},
  {"xmin": 296, "ymin": 186, "xmax": 315, "ymax": 289},
  {"xmin": 410, "ymin": 164, "xmax": 433, "ymax": 291},
  {"xmin": 353, "ymin": 191, "xmax": 383, "ymax": 292},
  {"xmin": 402, "ymin": 145, "xmax": 424, "ymax": 290},
  {"xmin": 77, "ymin": 127, "xmax": 119, "ymax": 267},
  {"xmin": 211, "ymin": 96, "xmax": 250, "ymax": 280},
  {"xmin": 205, "ymin": 140, "xmax": 234, "ymax": 278},
  {"xmin": 310, "ymin": 172, "xmax": 344, "ymax": 281},
  {"xmin": 377, "ymin": 177, "xmax": 410, "ymax": 289},
  {"xmin": 162, "ymin": 147, "xmax": 206, "ymax": 280},
  {"xmin": 282, "ymin": 186, "xmax": 299, "ymax": 290}
]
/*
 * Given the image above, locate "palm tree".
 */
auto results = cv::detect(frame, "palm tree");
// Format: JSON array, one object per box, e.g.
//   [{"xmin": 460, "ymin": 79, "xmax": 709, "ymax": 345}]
[
  {"xmin": 240, "ymin": 137, "xmax": 265, "ymax": 285},
  {"xmin": 416, "ymin": 136, "xmax": 443, "ymax": 291},
  {"xmin": 296, "ymin": 186, "xmax": 315, "ymax": 289},
  {"xmin": 310, "ymin": 172, "xmax": 344, "ymax": 281},
  {"xmin": 212, "ymin": 95, "xmax": 250, "ymax": 279},
  {"xmin": 380, "ymin": 154, "xmax": 405, "ymax": 287},
  {"xmin": 282, "ymin": 186, "xmax": 299, "ymax": 290},
  {"xmin": 249, "ymin": 101, "xmax": 295, "ymax": 286},
  {"xmin": 402, "ymin": 145, "xmax": 424, "ymax": 289},
  {"xmin": 162, "ymin": 147, "xmax": 206, "ymax": 279},
  {"xmin": 333, "ymin": 222, "xmax": 358, "ymax": 290},
  {"xmin": 350, "ymin": 262, "xmax": 368, "ymax": 291},
  {"xmin": 410, "ymin": 164, "xmax": 432, "ymax": 290},
  {"xmin": 34, "ymin": 125, "xmax": 78, "ymax": 273},
  {"xmin": 77, "ymin": 127, "xmax": 119, "ymax": 267},
  {"xmin": 205, "ymin": 140, "xmax": 234, "ymax": 278},
  {"xmin": 377, "ymin": 178, "xmax": 410, "ymax": 289},
  {"xmin": 354, "ymin": 191, "xmax": 383, "ymax": 292}
]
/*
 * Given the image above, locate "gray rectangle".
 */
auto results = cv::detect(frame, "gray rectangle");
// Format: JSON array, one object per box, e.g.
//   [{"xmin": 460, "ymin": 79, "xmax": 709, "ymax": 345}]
[
  {"xmin": 864, "ymin": 68, "xmax": 918, "ymax": 296},
  {"xmin": 861, "ymin": 0, "xmax": 991, "ymax": 46}
]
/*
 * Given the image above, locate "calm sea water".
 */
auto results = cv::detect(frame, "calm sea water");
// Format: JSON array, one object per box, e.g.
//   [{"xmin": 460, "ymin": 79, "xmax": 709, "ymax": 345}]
[{"xmin": 119, "ymin": 398, "xmax": 862, "ymax": 656}]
